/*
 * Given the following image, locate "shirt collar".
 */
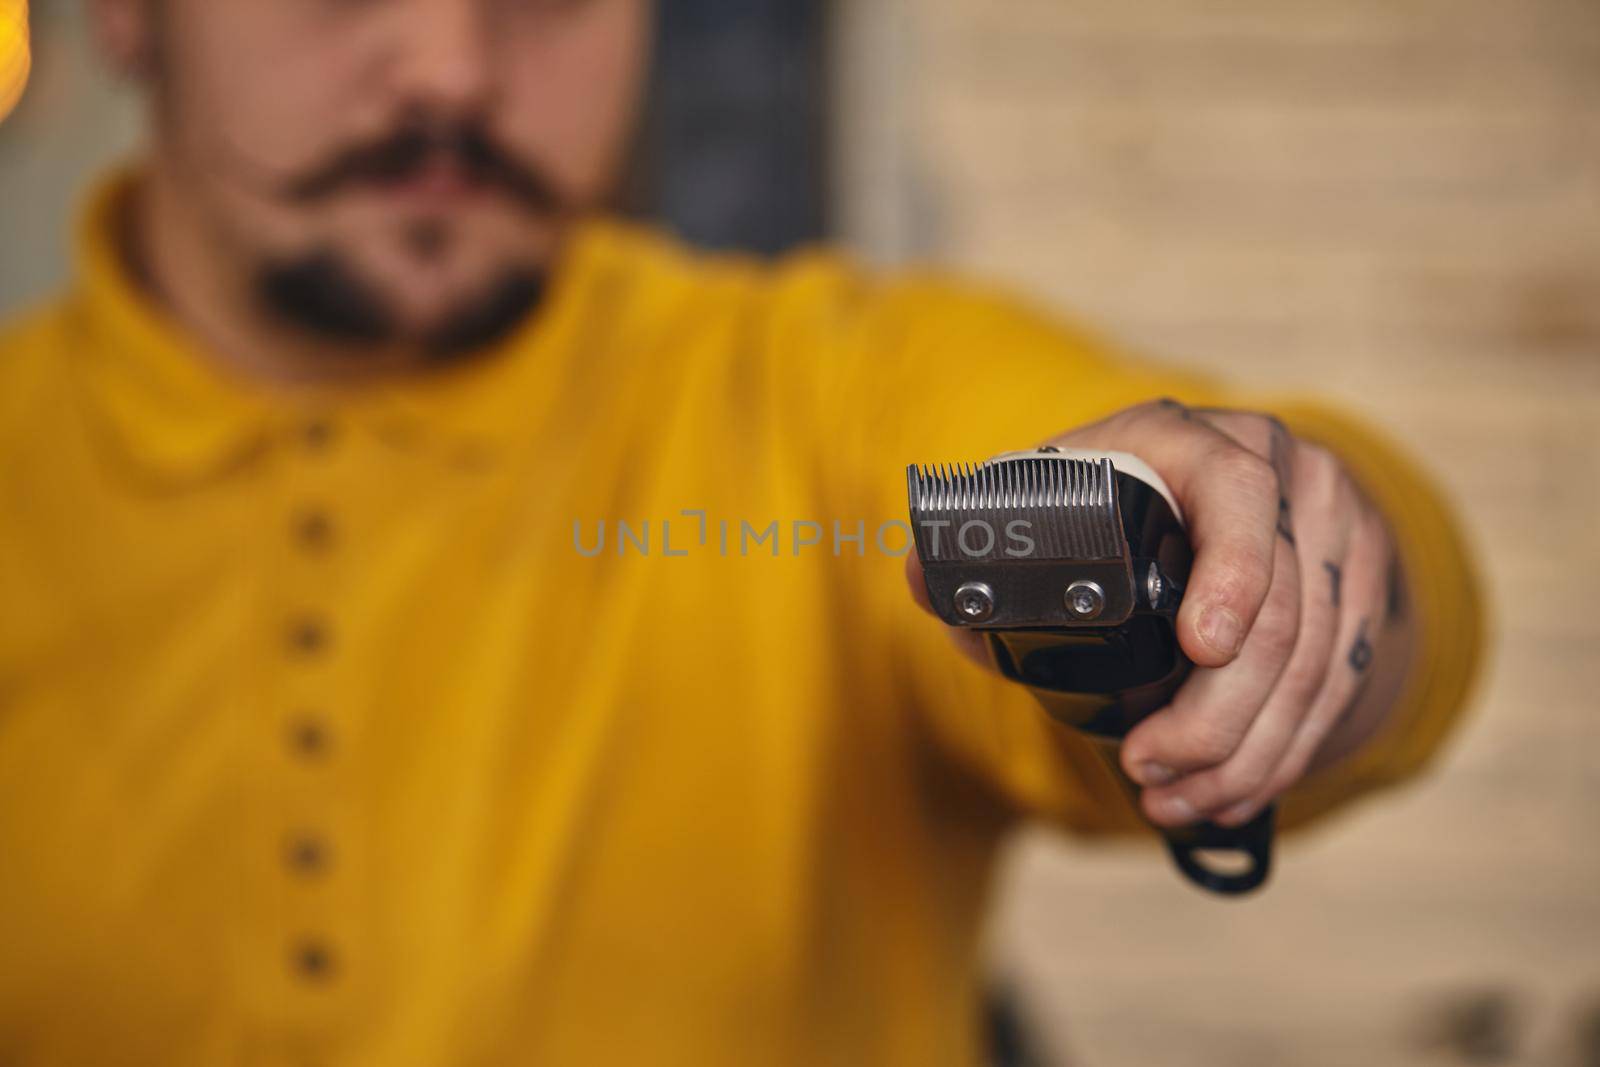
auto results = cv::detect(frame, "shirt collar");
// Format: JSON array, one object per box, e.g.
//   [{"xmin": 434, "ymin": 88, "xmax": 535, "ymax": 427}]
[{"xmin": 67, "ymin": 169, "xmax": 621, "ymax": 484}]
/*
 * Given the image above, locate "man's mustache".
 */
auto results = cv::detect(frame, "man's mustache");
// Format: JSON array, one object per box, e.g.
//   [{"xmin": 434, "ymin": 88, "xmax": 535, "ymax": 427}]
[{"xmin": 282, "ymin": 121, "xmax": 568, "ymax": 214}]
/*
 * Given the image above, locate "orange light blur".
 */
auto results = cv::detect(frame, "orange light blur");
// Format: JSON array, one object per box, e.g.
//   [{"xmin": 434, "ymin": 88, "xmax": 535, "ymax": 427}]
[{"xmin": 0, "ymin": 0, "xmax": 30, "ymax": 125}]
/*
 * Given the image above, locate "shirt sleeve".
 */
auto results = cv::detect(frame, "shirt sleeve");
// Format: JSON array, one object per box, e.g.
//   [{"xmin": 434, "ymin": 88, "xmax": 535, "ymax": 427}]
[{"xmin": 776, "ymin": 256, "xmax": 1485, "ymax": 837}]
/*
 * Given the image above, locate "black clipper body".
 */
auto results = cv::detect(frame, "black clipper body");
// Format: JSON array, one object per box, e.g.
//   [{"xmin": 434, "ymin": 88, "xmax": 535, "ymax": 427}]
[{"xmin": 908, "ymin": 449, "xmax": 1275, "ymax": 895}]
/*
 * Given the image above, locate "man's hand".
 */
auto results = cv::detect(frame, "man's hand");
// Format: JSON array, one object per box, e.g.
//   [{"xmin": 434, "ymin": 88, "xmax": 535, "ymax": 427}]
[{"xmin": 906, "ymin": 399, "xmax": 1415, "ymax": 830}]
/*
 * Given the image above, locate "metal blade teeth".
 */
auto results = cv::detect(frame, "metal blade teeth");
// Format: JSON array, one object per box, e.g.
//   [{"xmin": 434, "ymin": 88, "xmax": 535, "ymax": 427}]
[{"xmin": 906, "ymin": 457, "xmax": 1122, "ymax": 561}]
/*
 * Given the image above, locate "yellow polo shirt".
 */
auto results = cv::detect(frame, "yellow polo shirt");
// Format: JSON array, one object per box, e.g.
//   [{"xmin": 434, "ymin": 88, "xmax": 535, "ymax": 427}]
[{"xmin": 0, "ymin": 175, "xmax": 1481, "ymax": 1066}]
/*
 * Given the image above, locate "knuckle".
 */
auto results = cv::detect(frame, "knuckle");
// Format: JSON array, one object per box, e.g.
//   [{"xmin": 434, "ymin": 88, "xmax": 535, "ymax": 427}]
[
  {"xmin": 1135, "ymin": 398, "xmax": 1191, "ymax": 432},
  {"xmin": 1249, "ymin": 412, "xmax": 1288, "ymax": 455},
  {"xmin": 1183, "ymin": 716, "xmax": 1247, "ymax": 766},
  {"xmin": 1214, "ymin": 543, "xmax": 1279, "ymax": 606},
  {"xmin": 1215, "ymin": 447, "xmax": 1279, "ymax": 498},
  {"xmin": 1358, "ymin": 508, "xmax": 1394, "ymax": 558},
  {"xmin": 1330, "ymin": 463, "xmax": 1361, "ymax": 510},
  {"xmin": 1100, "ymin": 405, "xmax": 1151, "ymax": 439},
  {"xmin": 1297, "ymin": 440, "xmax": 1337, "ymax": 475},
  {"xmin": 1296, "ymin": 444, "xmax": 1343, "ymax": 512}
]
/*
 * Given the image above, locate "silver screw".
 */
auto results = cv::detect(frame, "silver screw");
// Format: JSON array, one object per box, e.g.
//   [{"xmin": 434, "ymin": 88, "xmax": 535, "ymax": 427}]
[
  {"xmin": 1146, "ymin": 563, "xmax": 1165, "ymax": 608},
  {"xmin": 953, "ymin": 581, "xmax": 996, "ymax": 623},
  {"xmin": 1064, "ymin": 579, "xmax": 1105, "ymax": 620}
]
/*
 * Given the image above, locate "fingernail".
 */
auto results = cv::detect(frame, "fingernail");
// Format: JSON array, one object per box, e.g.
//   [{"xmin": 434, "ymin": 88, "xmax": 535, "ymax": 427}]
[
  {"xmin": 1137, "ymin": 761, "xmax": 1176, "ymax": 786},
  {"xmin": 1198, "ymin": 606, "xmax": 1245, "ymax": 657},
  {"xmin": 1154, "ymin": 794, "xmax": 1196, "ymax": 824},
  {"xmin": 1219, "ymin": 800, "xmax": 1258, "ymax": 825}
]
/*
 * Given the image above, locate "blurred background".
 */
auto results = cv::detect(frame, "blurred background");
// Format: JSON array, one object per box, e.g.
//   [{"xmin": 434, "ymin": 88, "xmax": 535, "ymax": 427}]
[{"xmin": 3, "ymin": 1, "xmax": 1598, "ymax": 1064}]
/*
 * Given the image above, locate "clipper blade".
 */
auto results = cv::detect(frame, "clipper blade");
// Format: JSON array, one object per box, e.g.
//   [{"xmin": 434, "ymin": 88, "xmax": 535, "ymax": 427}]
[
  {"xmin": 907, "ymin": 454, "xmax": 1136, "ymax": 630},
  {"xmin": 906, "ymin": 456, "xmax": 1123, "ymax": 563}
]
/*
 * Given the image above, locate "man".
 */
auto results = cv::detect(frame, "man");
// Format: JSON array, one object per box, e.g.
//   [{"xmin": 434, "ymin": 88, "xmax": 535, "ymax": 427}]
[{"xmin": 0, "ymin": 1, "xmax": 1480, "ymax": 1064}]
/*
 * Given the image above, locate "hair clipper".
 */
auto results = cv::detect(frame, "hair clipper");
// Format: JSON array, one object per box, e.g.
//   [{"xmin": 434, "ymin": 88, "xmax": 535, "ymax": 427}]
[{"xmin": 907, "ymin": 448, "xmax": 1276, "ymax": 895}]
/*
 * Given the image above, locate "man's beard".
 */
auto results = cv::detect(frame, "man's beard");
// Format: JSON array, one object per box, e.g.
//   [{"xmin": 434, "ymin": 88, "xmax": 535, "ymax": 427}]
[
  {"xmin": 256, "ymin": 249, "xmax": 546, "ymax": 360},
  {"xmin": 253, "ymin": 113, "xmax": 566, "ymax": 359}
]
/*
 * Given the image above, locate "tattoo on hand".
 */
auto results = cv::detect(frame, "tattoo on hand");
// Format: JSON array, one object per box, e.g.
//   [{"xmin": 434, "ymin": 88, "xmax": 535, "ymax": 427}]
[
  {"xmin": 1157, "ymin": 398, "xmax": 1194, "ymax": 421},
  {"xmin": 1268, "ymin": 422, "xmax": 1295, "ymax": 545},
  {"xmin": 1348, "ymin": 619, "xmax": 1374, "ymax": 673},
  {"xmin": 1385, "ymin": 554, "xmax": 1406, "ymax": 622},
  {"xmin": 1323, "ymin": 560, "xmax": 1342, "ymax": 607}
]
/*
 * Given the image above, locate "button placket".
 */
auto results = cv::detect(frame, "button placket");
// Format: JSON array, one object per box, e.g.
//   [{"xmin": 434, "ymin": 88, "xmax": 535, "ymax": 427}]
[{"xmin": 279, "ymin": 414, "xmax": 345, "ymax": 999}]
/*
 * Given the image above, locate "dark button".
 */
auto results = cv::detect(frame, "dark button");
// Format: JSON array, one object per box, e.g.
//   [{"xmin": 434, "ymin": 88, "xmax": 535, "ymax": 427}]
[
  {"xmin": 293, "ymin": 509, "xmax": 335, "ymax": 552},
  {"xmin": 291, "ymin": 937, "xmax": 337, "ymax": 982},
  {"xmin": 288, "ymin": 716, "xmax": 331, "ymax": 759},
  {"xmin": 284, "ymin": 833, "xmax": 331, "ymax": 876},
  {"xmin": 301, "ymin": 419, "xmax": 335, "ymax": 452},
  {"xmin": 288, "ymin": 616, "xmax": 330, "ymax": 656}
]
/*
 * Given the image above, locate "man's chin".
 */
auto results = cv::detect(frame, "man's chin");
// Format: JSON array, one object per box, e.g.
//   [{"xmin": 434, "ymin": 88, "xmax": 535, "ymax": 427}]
[
  {"xmin": 416, "ymin": 268, "xmax": 546, "ymax": 357},
  {"xmin": 257, "ymin": 250, "xmax": 547, "ymax": 359}
]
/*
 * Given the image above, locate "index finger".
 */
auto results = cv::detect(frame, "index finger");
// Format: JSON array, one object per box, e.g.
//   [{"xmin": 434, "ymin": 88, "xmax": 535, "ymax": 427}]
[{"xmin": 1062, "ymin": 402, "xmax": 1281, "ymax": 667}]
